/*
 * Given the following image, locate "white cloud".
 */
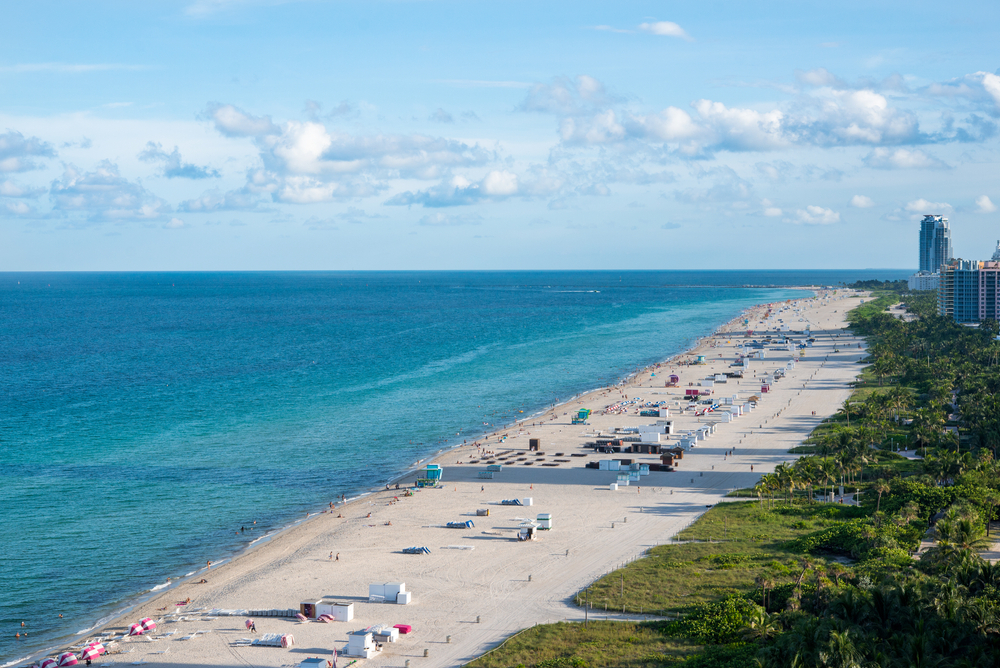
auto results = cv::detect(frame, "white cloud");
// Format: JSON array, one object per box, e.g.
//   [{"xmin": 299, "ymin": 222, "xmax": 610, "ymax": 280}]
[
  {"xmin": 0, "ymin": 178, "xmax": 45, "ymax": 198},
  {"xmin": 905, "ymin": 198, "xmax": 952, "ymax": 214},
  {"xmin": 418, "ymin": 212, "xmax": 484, "ymax": 226},
  {"xmin": 50, "ymin": 161, "xmax": 170, "ymax": 222},
  {"xmin": 179, "ymin": 185, "xmax": 262, "ymax": 212},
  {"xmin": 2, "ymin": 200, "xmax": 34, "ymax": 215},
  {"xmin": 138, "ymin": 141, "xmax": 219, "ymax": 179},
  {"xmin": 205, "ymin": 103, "xmax": 280, "ymax": 138},
  {"xmin": 0, "ymin": 130, "xmax": 56, "ymax": 172},
  {"xmin": 163, "ymin": 217, "xmax": 185, "ymax": 229},
  {"xmin": 387, "ymin": 170, "xmax": 521, "ymax": 208},
  {"xmin": 764, "ymin": 207, "xmax": 783, "ymax": 217},
  {"xmin": 481, "ymin": 170, "xmax": 519, "ymax": 196},
  {"xmin": 637, "ymin": 21, "xmax": 693, "ymax": 41},
  {"xmin": 850, "ymin": 195, "xmax": 875, "ymax": 208},
  {"xmin": 862, "ymin": 148, "xmax": 948, "ymax": 170},
  {"xmin": 794, "ymin": 205, "xmax": 840, "ymax": 225},
  {"xmin": 976, "ymin": 195, "xmax": 997, "ymax": 213}
]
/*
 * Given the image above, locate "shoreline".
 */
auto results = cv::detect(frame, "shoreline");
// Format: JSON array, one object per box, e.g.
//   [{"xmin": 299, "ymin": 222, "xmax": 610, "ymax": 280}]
[{"xmin": 11, "ymin": 285, "xmax": 847, "ymax": 668}]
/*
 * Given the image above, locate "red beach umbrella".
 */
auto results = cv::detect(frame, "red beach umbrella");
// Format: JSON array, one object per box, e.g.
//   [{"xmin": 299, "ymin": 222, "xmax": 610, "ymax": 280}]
[
  {"xmin": 58, "ymin": 654, "xmax": 78, "ymax": 667},
  {"xmin": 81, "ymin": 648, "xmax": 102, "ymax": 662},
  {"xmin": 128, "ymin": 623, "xmax": 144, "ymax": 636},
  {"xmin": 40, "ymin": 659, "xmax": 58, "ymax": 668},
  {"xmin": 84, "ymin": 643, "xmax": 105, "ymax": 655},
  {"xmin": 140, "ymin": 618, "xmax": 156, "ymax": 633}
]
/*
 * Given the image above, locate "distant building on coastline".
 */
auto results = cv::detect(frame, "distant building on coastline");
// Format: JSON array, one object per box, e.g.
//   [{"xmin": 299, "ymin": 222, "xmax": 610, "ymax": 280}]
[
  {"xmin": 920, "ymin": 214, "xmax": 952, "ymax": 272},
  {"xmin": 909, "ymin": 214, "xmax": 953, "ymax": 291}
]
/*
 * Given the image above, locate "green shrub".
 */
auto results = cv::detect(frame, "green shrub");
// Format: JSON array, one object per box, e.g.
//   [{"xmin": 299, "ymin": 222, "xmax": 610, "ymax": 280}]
[{"xmin": 665, "ymin": 596, "xmax": 763, "ymax": 644}]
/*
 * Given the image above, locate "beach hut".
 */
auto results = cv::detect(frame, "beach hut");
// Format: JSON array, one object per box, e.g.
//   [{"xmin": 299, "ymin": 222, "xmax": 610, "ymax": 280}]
[
  {"xmin": 529, "ymin": 438, "xmax": 541, "ymax": 451},
  {"xmin": 537, "ymin": 513, "xmax": 552, "ymax": 530},
  {"xmin": 347, "ymin": 631, "xmax": 378, "ymax": 658},
  {"xmin": 57, "ymin": 653, "xmax": 77, "ymax": 667},
  {"xmin": 667, "ymin": 374, "xmax": 680, "ymax": 386},
  {"xmin": 518, "ymin": 522, "xmax": 539, "ymax": 541},
  {"xmin": 140, "ymin": 618, "xmax": 156, "ymax": 633},
  {"xmin": 299, "ymin": 659, "xmax": 332, "ymax": 668}
]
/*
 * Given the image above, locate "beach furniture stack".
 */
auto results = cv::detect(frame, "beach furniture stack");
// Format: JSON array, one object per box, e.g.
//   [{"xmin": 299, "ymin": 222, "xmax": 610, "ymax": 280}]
[
  {"xmin": 446, "ymin": 520, "xmax": 474, "ymax": 528},
  {"xmin": 299, "ymin": 659, "xmax": 332, "ymax": 668},
  {"xmin": 536, "ymin": 513, "xmax": 552, "ymax": 529},
  {"xmin": 476, "ymin": 508, "xmax": 490, "ymax": 516},
  {"xmin": 402, "ymin": 546, "xmax": 431, "ymax": 554},
  {"xmin": 251, "ymin": 633, "xmax": 293, "ymax": 647}
]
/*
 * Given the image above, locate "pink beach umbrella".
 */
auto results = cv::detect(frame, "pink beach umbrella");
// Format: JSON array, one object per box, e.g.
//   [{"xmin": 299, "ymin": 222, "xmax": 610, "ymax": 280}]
[
  {"xmin": 128, "ymin": 622, "xmax": 144, "ymax": 636},
  {"xmin": 81, "ymin": 648, "xmax": 102, "ymax": 662},
  {"xmin": 40, "ymin": 659, "xmax": 58, "ymax": 668},
  {"xmin": 140, "ymin": 618, "xmax": 156, "ymax": 633},
  {"xmin": 84, "ymin": 643, "xmax": 105, "ymax": 655},
  {"xmin": 57, "ymin": 652, "xmax": 78, "ymax": 667}
]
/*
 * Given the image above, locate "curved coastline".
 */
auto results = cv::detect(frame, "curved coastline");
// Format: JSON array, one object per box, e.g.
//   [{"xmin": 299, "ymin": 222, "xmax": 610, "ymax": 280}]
[{"xmin": 10, "ymin": 285, "xmax": 812, "ymax": 668}]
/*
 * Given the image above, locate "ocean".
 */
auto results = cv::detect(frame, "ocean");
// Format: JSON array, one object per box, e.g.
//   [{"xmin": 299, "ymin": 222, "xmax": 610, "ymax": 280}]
[{"xmin": 0, "ymin": 269, "xmax": 909, "ymax": 663}]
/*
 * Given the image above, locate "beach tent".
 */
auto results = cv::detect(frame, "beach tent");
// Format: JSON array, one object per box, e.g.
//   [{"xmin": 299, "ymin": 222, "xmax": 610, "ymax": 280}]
[
  {"xmin": 128, "ymin": 623, "xmax": 144, "ymax": 636},
  {"xmin": 57, "ymin": 654, "xmax": 78, "ymax": 667},
  {"xmin": 140, "ymin": 617, "xmax": 156, "ymax": 633}
]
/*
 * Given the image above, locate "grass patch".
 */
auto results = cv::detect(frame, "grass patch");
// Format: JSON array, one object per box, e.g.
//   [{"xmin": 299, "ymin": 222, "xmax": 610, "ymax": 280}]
[
  {"xmin": 577, "ymin": 501, "xmax": 863, "ymax": 615},
  {"xmin": 463, "ymin": 621, "xmax": 695, "ymax": 668}
]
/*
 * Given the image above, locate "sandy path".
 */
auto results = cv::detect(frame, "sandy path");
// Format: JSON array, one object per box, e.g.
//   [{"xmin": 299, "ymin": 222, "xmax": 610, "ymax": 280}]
[{"xmin": 55, "ymin": 290, "xmax": 868, "ymax": 668}]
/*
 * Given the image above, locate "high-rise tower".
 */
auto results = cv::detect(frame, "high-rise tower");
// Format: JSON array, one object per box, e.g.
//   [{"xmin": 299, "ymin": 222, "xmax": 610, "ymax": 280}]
[{"xmin": 919, "ymin": 214, "xmax": 952, "ymax": 272}]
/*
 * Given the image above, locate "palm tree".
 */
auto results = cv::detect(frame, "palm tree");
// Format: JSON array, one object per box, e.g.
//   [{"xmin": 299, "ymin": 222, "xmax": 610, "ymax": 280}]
[{"xmin": 874, "ymin": 479, "xmax": 890, "ymax": 513}]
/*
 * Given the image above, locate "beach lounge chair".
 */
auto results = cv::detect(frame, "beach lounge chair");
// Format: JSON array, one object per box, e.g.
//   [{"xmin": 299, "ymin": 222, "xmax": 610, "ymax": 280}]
[
  {"xmin": 445, "ymin": 520, "xmax": 474, "ymax": 529},
  {"xmin": 500, "ymin": 499, "xmax": 522, "ymax": 506}
]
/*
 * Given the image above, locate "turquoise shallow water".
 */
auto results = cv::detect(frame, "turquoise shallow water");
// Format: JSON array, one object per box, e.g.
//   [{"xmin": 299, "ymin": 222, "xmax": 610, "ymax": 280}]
[{"xmin": 0, "ymin": 269, "xmax": 909, "ymax": 663}]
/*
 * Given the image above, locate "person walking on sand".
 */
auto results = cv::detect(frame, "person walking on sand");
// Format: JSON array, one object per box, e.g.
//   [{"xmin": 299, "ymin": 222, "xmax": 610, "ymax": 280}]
[
  {"xmin": 336, "ymin": 553, "xmax": 340, "ymax": 562},
  {"xmin": 329, "ymin": 552, "xmax": 334, "ymax": 561}
]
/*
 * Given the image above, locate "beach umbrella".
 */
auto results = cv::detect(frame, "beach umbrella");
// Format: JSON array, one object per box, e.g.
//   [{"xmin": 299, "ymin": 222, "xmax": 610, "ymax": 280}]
[
  {"xmin": 128, "ymin": 623, "xmax": 144, "ymax": 636},
  {"xmin": 140, "ymin": 618, "xmax": 156, "ymax": 633},
  {"xmin": 81, "ymin": 648, "xmax": 101, "ymax": 662},
  {"xmin": 40, "ymin": 659, "xmax": 58, "ymax": 668},
  {"xmin": 245, "ymin": 619, "xmax": 253, "ymax": 630},
  {"xmin": 84, "ymin": 643, "xmax": 105, "ymax": 655},
  {"xmin": 58, "ymin": 654, "xmax": 78, "ymax": 667}
]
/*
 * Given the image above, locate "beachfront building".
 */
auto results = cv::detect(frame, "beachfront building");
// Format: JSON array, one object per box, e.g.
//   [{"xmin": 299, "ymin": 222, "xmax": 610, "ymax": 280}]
[
  {"xmin": 909, "ymin": 214, "xmax": 953, "ymax": 292},
  {"xmin": 938, "ymin": 259, "xmax": 1000, "ymax": 323},
  {"xmin": 908, "ymin": 271, "xmax": 939, "ymax": 291},
  {"xmin": 920, "ymin": 214, "xmax": 952, "ymax": 272}
]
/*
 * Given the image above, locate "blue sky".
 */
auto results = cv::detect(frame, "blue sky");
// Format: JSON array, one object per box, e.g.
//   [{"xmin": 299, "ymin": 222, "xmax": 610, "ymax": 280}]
[{"xmin": 1, "ymin": 0, "xmax": 999, "ymax": 270}]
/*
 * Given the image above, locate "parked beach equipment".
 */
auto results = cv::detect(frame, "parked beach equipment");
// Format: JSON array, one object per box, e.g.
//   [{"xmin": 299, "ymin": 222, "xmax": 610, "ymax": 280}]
[
  {"xmin": 140, "ymin": 617, "xmax": 156, "ymax": 633},
  {"xmin": 402, "ymin": 546, "xmax": 431, "ymax": 554},
  {"xmin": 446, "ymin": 520, "xmax": 474, "ymax": 529},
  {"xmin": 500, "ymin": 499, "xmax": 522, "ymax": 506},
  {"xmin": 57, "ymin": 653, "xmax": 78, "ymax": 667}
]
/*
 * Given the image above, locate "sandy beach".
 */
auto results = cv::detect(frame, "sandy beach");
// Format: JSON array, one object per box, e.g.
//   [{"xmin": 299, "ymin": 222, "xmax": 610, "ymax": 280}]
[{"xmin": 42, "ymin": 289, "xmax": 868, "ymax": 668}]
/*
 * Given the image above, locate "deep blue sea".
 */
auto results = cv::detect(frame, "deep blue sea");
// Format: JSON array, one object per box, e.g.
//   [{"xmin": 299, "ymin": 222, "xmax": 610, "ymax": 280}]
[{"xmin": 0, "ymin": 270, "xmax": 910, "ymax": 663}]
